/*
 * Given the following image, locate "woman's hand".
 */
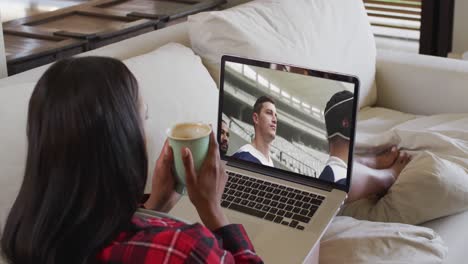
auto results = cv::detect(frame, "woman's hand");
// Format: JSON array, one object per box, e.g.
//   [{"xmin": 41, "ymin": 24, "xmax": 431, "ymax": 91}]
[
  {"xmin": 144, "ymin": 140, "xmax": 181, "ymax": 213},
  {"xmin": 182, "ymin": 130, "xmax": 229, "ymax": 230}
]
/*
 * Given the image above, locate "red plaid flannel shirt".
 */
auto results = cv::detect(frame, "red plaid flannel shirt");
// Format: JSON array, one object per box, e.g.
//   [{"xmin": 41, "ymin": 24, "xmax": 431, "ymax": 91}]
[{"xmin": 97, "ymin": 214, "xmax": 263, "ymax": 263}]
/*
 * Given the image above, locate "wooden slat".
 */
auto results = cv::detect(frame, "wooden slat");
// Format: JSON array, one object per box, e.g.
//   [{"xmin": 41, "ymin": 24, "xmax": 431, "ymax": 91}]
[
  {"xmin": 364, "ymin": 0, "xmax": 422, "ymax": 35},
  {"xmin": 96, "ymin": 0, "xmax": 189, "ymax": 20},
  {"xmin": 364, "ymin": 0, "xmax": 422, "ymax": 5},
  {"xmin": 375, "ymin": 0, "xmax": 421, "ymax": 2},
  {"xmin": 365, "ymin": 5, "xmax": 421, "ymax": 15},
  {"xmin": 367, "ymin": 13, "xmax": 420, "ymax": 21},
  {"xmin": 4, "ymin": 26, "xmax": 62, "ymax": 39},
  {"xmin": 364, "ymin": 0, "xmax": 421, "ymax": 9},
  {"xmin": 97, "ymin": 0, "xmax": 189, "ymax": 14},
  {"xmin": 167, "ymin": 0, "xmax": 226, "ymax": 20},
  {"xmin": 2, "ymin": 0, "xmax": 104, "ymax": 27},
  {"xmin": 79, "ymin": 7, "xmax": 139, "ymax": 21},
  {"xmin": 95, "ymin": 0, "xmax": 226, "ymax": 21},
  {"xmin": 30, "ymin": 13, "xmax": 137, "ymax": 35},
  {"xmin": 4, "ymin": 31, "xmax": 85, "ymax": 63},
  {"xmin": 370, "ymin": 22, "xmax": 420, "ymax": 31}
]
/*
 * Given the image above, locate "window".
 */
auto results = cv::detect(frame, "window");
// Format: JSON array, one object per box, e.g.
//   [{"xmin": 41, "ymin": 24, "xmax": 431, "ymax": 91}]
[
  {"xmin": 419, "ymin": 0, "xmax": 455, "ymax": 57},
  {"xmin": 364, "ymin": 0, "xmax": 422, "ymax": 53},
  {"xmin": 364, "ymin": 0, "xmax": 455, "ymax": 57}
]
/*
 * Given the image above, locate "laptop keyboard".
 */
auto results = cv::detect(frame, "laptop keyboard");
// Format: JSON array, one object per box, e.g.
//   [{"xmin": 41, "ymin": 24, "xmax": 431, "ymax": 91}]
[{"xmin": 221, "ymin": 171, "xmax": 325, "ymax": 231}]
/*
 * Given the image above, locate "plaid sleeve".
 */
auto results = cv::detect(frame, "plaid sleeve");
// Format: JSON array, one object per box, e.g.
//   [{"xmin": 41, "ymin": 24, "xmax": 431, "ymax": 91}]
[
  {"xmin": 97, "ymin": 217, "xmax": 263, "ymax": 264},
  {"xmin": 186, "ymin": 224, "xmax": 263, "ymax": 264},
  {"xmin": 214, "ymin": 224, "xmax": 262, "ymax": 263}
]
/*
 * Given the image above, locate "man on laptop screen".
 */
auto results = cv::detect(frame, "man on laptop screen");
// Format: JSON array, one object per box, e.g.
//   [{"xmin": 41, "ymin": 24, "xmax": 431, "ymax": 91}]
[
  {"xmin": 232, "ymin": 95, "xmax": 277, "ymax": 167},
  {"xmin": 319, "ymin": 90, "xmax": 354, "ymax": 185},
  {"xmin": 219, "ymin": 119, "xmax": 230, "ymax": 156},
  {"xmin": 221, "ymin": 59, "xmax": 356, "ymax": 179}
]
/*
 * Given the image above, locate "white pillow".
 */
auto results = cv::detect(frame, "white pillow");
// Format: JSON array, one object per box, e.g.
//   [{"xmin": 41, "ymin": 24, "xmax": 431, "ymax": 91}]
[
  {"xmin": 321, "ymin": 216, "xmax": 448, "ymax": 264},
  {"xmin": 123, "ymin": 43, "xmax": 219, "ymax": 192},
  {"xmin": 0, "ymin": 82, "xmax": 35, "ymax": 228},
  {"xmin": 188, "ymin": 0, "xmax": 377, "ymax": 109},
  {"xmin": 342, "ymin": 151, "xmax": 468, "ymax": 225},
  {"xmin": 342, "ymin": 111, "xmax": 468, "ymax": 225}
]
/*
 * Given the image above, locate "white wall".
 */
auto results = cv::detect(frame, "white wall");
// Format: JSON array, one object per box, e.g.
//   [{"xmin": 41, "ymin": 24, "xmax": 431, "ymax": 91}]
[
  {"xmin": 453, "ymin": 0, "xmax": 468, "ymax": 55},
  {"xmin": 0, "ymin": 10, "xmax": 7, "ymax": 78}
]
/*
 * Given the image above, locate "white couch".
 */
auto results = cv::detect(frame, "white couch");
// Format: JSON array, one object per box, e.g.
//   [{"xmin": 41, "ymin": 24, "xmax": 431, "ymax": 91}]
[
  {"xmin": 1, "ymin": 1, "xmax": 468, "ymax": 263},
  {"xmin": 0, "ymin": 12, "xmax": 7, "ymax": 78}
]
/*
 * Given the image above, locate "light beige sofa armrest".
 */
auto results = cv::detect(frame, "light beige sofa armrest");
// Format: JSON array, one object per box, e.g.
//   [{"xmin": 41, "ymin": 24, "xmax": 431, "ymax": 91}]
[
  {"xmin": 375, "ymin": 49, "xmax": 468, "ymax": 115},
  {"xmin": 0, "ymin": 12, "xmax": 7, "ymax": 78}
]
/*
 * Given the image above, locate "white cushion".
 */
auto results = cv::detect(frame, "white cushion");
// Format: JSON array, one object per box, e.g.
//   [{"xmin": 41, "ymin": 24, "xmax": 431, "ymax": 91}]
[
  {"xmin": 188, "ymin": 0, "xmax": 377, "ymax": 109},
  {"xmin": 0, "ymin": 82, "xmax": 35, "ymax": 227},
  {"xmin": 321, "ymin": 216, "xmax": 448, "ymax": 264},
  {"xmin": 123, "ymin": 43, "xmax": 219, "ymax": 192},
  {"xmin": 342, "ymin": 107, "xmax": 468, "ymax": 225},
  {"xmin": 422, "ymin": 210, "xmax": 468, "ymax": 264},
  {"xmin": 375, "ymin": 49, "xmax": 468, "ymax": 115}
]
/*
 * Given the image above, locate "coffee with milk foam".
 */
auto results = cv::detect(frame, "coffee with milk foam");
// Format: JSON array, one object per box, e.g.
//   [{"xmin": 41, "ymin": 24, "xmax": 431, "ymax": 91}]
[{"xmin": 170, "ymin": 123, "xmax": 211, "ymax": 139}]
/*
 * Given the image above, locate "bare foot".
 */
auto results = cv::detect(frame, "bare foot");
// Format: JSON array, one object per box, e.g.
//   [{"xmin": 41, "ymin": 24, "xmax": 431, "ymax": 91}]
[
  {"xmin": 376, "ymin": 152, "xmax": 411, "ymax": 197},
  {"xmin": 356, "ymin": 146, "xmax": 399, "ymax": 169},
  {"xmin": 387, "ymin": 152, "xmax": 411, "ymax": 181}
]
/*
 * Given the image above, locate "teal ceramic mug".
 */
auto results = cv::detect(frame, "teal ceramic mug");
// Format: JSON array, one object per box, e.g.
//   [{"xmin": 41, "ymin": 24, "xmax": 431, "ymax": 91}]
[{"xmin": 167, "ymin": 122, "xmax": 211, "ymax": 194}]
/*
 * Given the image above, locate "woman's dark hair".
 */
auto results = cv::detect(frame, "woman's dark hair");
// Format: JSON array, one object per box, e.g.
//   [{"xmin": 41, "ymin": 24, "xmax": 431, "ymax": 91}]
[{"xmin": 1, "ymin": 57, "xmax": 148, "ymax": 264}]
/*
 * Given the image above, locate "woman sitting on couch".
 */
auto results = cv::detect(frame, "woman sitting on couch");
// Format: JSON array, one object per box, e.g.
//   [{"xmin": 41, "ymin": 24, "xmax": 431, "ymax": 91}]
[{"xmin": 0, "ymin": 57, "xmax": 263, "ymax": 264}]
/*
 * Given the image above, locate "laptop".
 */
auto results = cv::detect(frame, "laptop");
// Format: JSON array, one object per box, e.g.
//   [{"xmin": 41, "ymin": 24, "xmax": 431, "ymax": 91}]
[{"xmin": 170, "ymin": 55, "xmax": 360, "ymax": 263}]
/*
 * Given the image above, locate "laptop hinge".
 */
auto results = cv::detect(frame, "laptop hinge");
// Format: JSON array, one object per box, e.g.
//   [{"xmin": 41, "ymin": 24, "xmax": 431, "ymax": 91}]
[{"xmin": 227, "ymin": 161, "xmax": 334, "ymax": 192}]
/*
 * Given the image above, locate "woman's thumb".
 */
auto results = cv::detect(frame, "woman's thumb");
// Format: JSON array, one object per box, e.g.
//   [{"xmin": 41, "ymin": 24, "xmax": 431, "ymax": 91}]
[{"xmin": 182, "ymin": 148, "xmax": 196, "ymax": 184}]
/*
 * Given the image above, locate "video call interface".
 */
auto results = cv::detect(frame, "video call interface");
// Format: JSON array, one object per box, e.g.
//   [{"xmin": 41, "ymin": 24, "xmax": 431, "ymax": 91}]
[{"xmin": 220, "ymin": 61, "xmax": 356, "ymax": 186}]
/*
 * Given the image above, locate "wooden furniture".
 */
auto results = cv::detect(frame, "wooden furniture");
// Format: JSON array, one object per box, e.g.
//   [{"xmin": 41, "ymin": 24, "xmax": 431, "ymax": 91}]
[
  {"xmin": 3, "ymin": 0, "xmax": 226, "ymax": 76},
  {"xmin": 95, "ymin": 0, "xmax": 226, "ymax": 21},
  {"xmin": 3, "ymin": 4, "xmax": 160, "ymax": 75},
  {"xmin": 4, "ymin": 30, "xmax": 87, "ymax": 75}
]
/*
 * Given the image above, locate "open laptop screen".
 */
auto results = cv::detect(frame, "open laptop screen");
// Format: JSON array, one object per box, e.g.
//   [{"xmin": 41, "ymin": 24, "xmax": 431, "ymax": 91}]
[{"xmin": 218, "ymin": 56, "xmax": 359, "ymax": 191}]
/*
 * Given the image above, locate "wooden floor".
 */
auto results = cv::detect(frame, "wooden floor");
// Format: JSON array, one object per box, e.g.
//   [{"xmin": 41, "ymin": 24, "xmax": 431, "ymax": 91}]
[{"xmin": 1, "ymin": 0, "xmax": 92, "ymax": 22}]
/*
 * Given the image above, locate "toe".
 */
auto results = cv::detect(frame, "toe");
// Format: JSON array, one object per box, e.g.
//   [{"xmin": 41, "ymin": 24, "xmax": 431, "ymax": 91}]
[
  {"xmin": 401, "ymin": 153, "xmax": 411, "ymax": 164},
  {"xmin": 398, "ymin": 153, "xmax": 406, "ymax": 163}
]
